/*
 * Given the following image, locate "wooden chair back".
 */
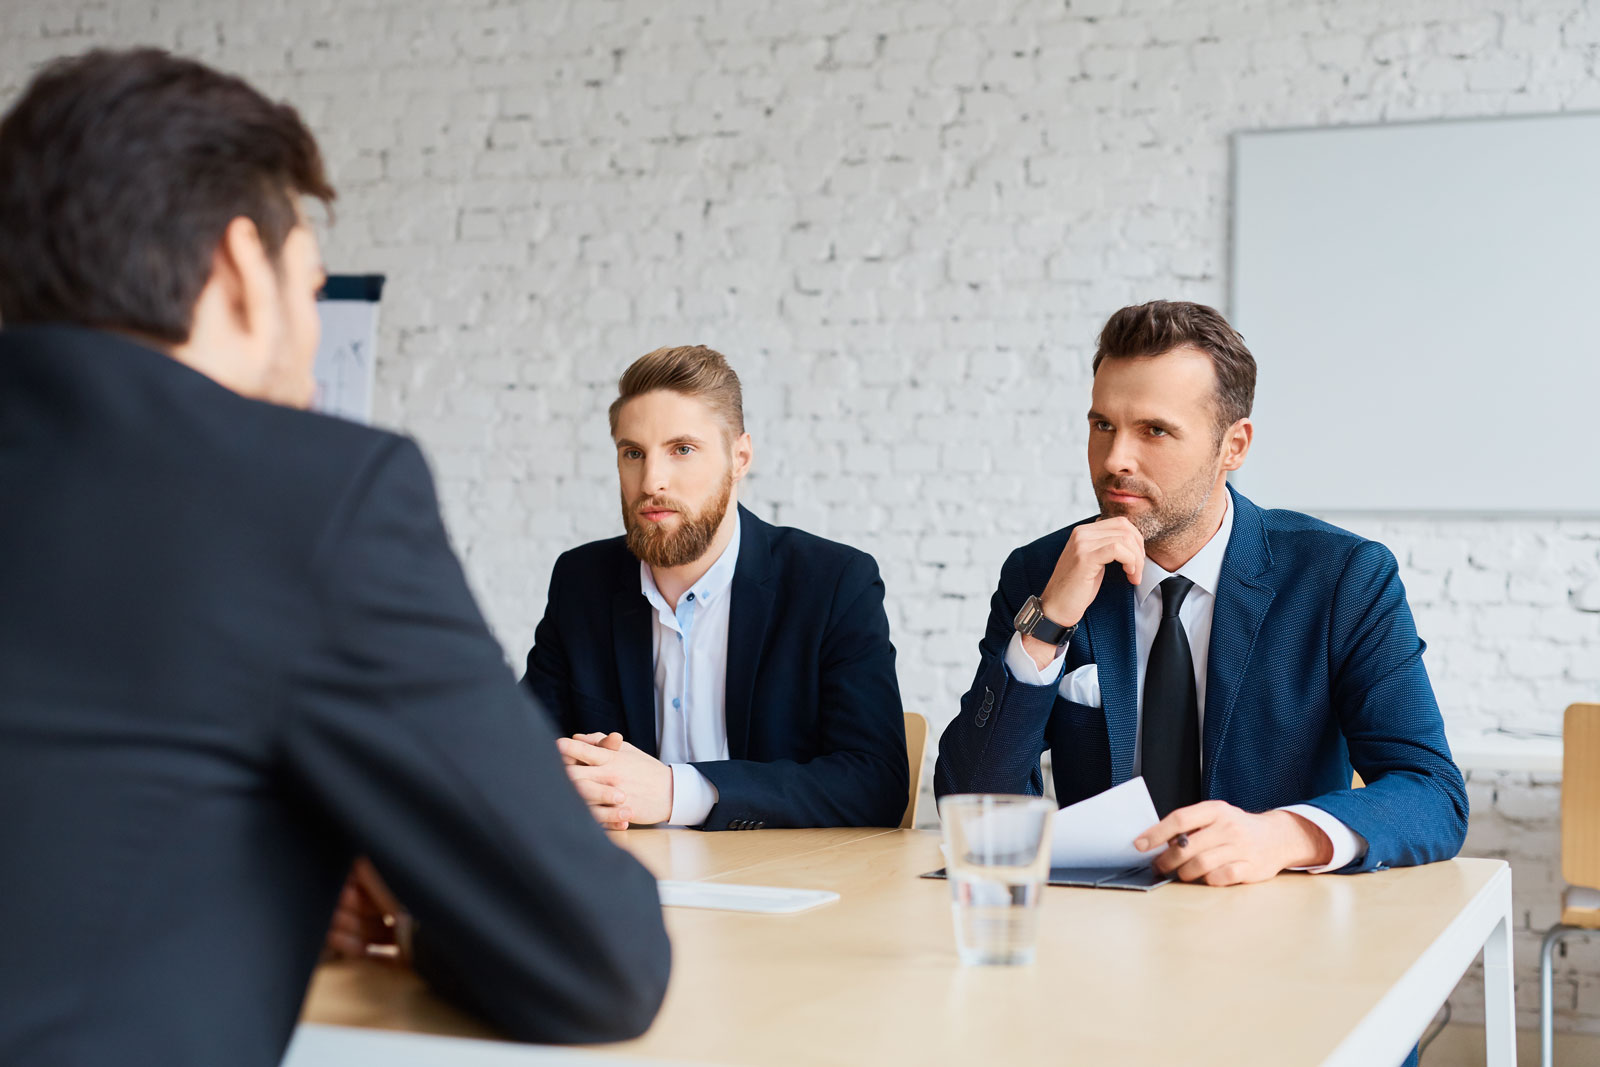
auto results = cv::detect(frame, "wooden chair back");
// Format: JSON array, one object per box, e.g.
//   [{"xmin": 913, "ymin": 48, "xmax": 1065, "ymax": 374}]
[
  {"xmin": 1564, "ymin": 703, "xmax": 1600, "ymax": 889},
  {"xmin": 900, "ymin": 712, "xmax": 928, "ymax": 830}
]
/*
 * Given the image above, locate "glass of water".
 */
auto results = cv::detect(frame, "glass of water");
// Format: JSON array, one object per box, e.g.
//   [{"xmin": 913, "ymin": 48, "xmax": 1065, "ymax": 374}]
[{"xmin": 938, "ymin": 793, "xmax": 1054, "ymax": 966}]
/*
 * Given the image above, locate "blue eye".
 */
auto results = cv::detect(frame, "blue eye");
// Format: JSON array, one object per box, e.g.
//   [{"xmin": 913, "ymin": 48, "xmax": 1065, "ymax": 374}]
[
  {"xmin": 674, "ymin": 445, "xmax": 694, "ymax": 456},
  {"xmin": 1149, "ymin": 427, "xmax": 1168, "ymax": 437},
  {"xmin": 622, "ymin": 449, "xmax": 642, "ymax": 460}
]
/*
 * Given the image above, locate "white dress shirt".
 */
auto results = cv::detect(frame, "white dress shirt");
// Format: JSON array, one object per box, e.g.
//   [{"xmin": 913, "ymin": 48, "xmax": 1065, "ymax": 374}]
[
  {"xmin": 638, "ymin": 515, "xmax": 740, "ymax": 827},
  {"xmin": 1003, "ymin": 492, "xmax": 1367, "ymax": 873}
]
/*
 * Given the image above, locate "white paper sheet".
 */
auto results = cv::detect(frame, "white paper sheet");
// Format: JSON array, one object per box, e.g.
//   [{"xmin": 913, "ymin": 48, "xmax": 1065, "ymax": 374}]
[
  {"xmin": 656, "ymin": 881, "xmax": 839, "ymax": 914},
  {"xmin": 1050, "ymin": 777, "xmax": 1166, "ymax": 869}
]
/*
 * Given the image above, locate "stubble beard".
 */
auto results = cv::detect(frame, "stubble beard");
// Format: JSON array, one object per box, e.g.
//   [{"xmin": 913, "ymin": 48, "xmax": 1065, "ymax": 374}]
[
  {"xmin": 622, "ymin": 468, "xmax": 735, "ymax": 569},
  {"xmin": 1096, "ymin": 462, "xmax": 1219, "ymax": 554}
]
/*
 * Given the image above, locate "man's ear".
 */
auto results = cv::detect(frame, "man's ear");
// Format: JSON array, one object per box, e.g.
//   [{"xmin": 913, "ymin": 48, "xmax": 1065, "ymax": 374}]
[
  {"xmin": 1220, "ymin": 418, "xmax": 1254, "ymax": 473},
  {"xmin": 730, "ymin": 431, "xmax": 753, "ymax": 482},
  {"xmin": 212, "ymin": 216, "xmax": 278, "ymax": 338}
]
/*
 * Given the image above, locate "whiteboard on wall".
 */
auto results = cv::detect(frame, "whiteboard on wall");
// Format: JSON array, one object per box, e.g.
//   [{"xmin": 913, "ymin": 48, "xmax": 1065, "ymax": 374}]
[
  {"xmin": 312, "ymin": 274, "xmax": 385, "ymax": 424},
  {"xmin": 1230, "ymin": 113, "xmax": 1600, "ymax": 515}
]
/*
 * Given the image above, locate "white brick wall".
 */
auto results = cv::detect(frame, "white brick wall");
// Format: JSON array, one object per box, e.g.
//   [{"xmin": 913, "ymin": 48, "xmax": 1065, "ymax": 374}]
[{"xmin": 4, "ymin": 0, "xmax": 1599, "ymax": 1039}]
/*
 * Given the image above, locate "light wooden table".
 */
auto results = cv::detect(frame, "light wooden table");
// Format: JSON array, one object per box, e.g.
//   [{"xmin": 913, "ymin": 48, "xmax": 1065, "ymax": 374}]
[{"xmin": 292, "ymin": 828, "xmax": 1514, "ymax": 1067}]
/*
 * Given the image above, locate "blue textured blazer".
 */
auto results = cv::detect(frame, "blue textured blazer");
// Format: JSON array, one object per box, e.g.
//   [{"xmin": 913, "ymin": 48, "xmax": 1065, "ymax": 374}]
[
  {"xmin": 934, "ymin": 486, "xmax": 1468, "ymax": 873},
  {"xmin": 523, "ymin": 505, "xmax": 909, "ymax": 831}
]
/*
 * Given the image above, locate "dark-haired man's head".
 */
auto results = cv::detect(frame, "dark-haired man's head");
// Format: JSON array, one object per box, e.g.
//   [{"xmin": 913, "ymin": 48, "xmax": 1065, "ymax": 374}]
[
  {"xmin": 0, "ymin": 48, "xmax": 335, "ymax": 406},
  {"xmin": 1087, "ymin": 300, "xmax": 1256, "ymax": 552},
  {"xmin": 609, "ymin": 346, "xmax": 752, "ymax": 571}
]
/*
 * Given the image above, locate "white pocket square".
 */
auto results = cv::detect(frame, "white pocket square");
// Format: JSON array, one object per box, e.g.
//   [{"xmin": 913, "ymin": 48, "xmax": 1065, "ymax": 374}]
[{"xmin": 1061, "ymin": 663, "xmax": 1102, "ymax": 707}]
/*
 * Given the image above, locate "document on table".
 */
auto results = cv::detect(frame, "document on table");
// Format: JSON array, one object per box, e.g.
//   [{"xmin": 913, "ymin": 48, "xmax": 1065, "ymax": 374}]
[
  {"xmin": 1050, "ymin": 776, "xmax": 1165, "ymax": 868},
  {"xmin": 657, "ymin": 880, "xmax": 840, "ymax": 914},
  {"xmin": 922, "ymin": 778, "xmax": 1174, "ymax": 891}
]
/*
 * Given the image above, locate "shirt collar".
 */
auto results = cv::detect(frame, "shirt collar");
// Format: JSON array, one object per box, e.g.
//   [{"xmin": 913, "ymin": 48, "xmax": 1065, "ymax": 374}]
[
  {"xmin": 638, "ymin": 511, "xmax": 742, "ymax": 619},
  {"xmin": 1135, "ymin": 489, "xmax": 1234, "ymax": 606}
]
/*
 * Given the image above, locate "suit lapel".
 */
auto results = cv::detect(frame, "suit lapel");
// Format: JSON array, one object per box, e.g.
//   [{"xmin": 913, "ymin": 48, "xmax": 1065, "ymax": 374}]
[
  {"xmin": 611, "ymin": 587, "xmax": 659, "ymax": 758},
  {"xmin": 723, "ymin": 506, "xmax": 774, "ymax": 761},
  {"xmin": 1084, "ymin": 567, "xmax": 1139, "ymax": 785},
  {"xmin": 1202, "ymin": 487, "xmax": 1276, "ymax": 794}
]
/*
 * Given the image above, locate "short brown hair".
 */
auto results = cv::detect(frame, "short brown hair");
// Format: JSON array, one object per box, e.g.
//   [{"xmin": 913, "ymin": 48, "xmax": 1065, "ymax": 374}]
[
  {"xmin": 1092, "ymin": 301, "xmax": 1256, "ymax": 440},
  {"xmin": 0, "ymin": 48, "xmax": 334, "ymax": 343},
  {"xmin": 608, "ymin": 345, "xmax": 745, "ymax": 441}
]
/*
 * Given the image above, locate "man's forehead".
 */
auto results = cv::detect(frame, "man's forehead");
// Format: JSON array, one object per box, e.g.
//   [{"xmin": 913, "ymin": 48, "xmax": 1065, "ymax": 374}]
[
  {"xmin": 1091, "ymin": 349, "xmax": 1217, "ymax": 410},
  {"xmin": 613, "ymin": 391, "xmax": 730, "ymax": 441}
]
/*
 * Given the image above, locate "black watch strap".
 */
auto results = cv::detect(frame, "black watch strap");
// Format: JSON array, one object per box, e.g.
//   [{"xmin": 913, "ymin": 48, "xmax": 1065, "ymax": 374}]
[{"xmin": 1014, "ymin": 595, "xmax": 1075, "ymax": 648}]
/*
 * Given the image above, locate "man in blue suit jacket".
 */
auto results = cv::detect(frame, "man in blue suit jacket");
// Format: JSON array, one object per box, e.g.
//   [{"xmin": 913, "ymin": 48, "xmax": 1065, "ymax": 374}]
[
  {"xmin": 524, "ymin": 346, "xmax": 908, "ymax": 831},
  {"xmin": 936, "ymin": 301, "xmax": 1467, "ymax": 885}
]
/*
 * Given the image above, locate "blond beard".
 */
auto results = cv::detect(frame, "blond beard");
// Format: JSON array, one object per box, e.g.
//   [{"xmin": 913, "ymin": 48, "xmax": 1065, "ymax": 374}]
[{"xmin": 622, "ymin": 468, "xmax": 735, "ymax": 569}]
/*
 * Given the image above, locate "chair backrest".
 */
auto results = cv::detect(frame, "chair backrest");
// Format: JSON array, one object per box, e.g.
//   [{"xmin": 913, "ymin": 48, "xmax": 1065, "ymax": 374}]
[
  {"xmin": 900, "ymin": 711, "xmax": 928, "ymax": 830},
  {"xmin": 1564, "ymin": 702, "xmax": 1600, "ymax": 889}
]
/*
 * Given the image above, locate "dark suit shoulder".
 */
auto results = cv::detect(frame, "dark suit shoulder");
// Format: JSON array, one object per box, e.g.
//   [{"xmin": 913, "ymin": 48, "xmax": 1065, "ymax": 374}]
[
  {"xmin": 201, "ymin": 368, "xmax": 405, "ymax": 477},
  {"xmin": 548, "ymin": 533, "xmax": 635, "ymax": 585},
  {"xmin": 759, "ymin": 517, "xmax": 876, "ymax": 573},
  {"xmin": 3, "ymin": 324, "xmax": 418, "ymax": 558},
  {"xmin": 192, "ymin": 394, "xmax": 435, "ymax": 577},
  {"xmin": 1254, "ymin": 504, "xmax": 1383, "ymax": 569}
]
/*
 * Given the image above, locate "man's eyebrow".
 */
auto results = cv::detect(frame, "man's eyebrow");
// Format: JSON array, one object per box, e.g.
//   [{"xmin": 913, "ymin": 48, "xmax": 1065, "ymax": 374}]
[
  {"xmin": 1086, "ymin": 411, "xmax": 1183, "ymax": 431},
  {"xmin": 614, "ymin": 435, "xmax": 709, "ymax": 449}
]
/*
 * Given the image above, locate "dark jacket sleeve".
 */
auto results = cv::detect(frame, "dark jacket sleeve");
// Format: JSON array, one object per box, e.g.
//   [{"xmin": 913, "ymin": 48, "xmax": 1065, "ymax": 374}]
[
  {"xmin": 282, "ymin": 438, "xmax": 670, "ymax": 1043},
  {"xmin": 933, "ymin": 546, "xmax": 1062, "ymax": 799},
  {"xmin": 1297, "ymin": 541, "xmax": 1469, "ymax": 872},
  {"xmin": 692, "ymin": 552, "xmax": 909, "ymax": 829},
  {"xmin": 521, "ymin": 552, "xmax": 579, "ymax": 737}
]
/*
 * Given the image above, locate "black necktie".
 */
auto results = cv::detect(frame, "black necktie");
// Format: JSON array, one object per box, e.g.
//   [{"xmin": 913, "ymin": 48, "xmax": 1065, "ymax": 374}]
[{"xmin": 1142, "ymin": 575, "xmax": 1202, "ymax": 819}]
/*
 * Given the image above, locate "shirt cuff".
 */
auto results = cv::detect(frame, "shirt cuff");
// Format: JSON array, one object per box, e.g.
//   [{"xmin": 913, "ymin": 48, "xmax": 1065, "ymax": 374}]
[
  {"xmin": 1279, "ymin": 804, "xmax": 1368, "ymax": 873},
  {"xmin": 668, "ymin": 763, "xmax": 719, "ymax": 827},
  {"xmin": 1004, "ymin": 630, "xmax": 1069, "ymax": 687}
]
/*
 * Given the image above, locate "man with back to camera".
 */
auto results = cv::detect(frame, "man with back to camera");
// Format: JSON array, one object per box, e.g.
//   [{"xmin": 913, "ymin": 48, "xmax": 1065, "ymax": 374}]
[
  {"xmin": 935, "ymin": 300, "xmax": 1468, "ymax": 889},
  {"xmin": 0, "ymin": 49, "xmax": 668, "ymax": 1067},
  {"xmin": 522, "ymin": 345, "xmax": 909, "ymax": 831}
]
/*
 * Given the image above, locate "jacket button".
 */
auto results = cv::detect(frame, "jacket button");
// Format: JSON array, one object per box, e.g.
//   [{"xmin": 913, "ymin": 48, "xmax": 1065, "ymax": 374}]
[
  {"xmin": 983, "ymin": 687, "xmax": 994, "ymax": 704},
  {"xmin": 974, "ymin": 713, "xmax": 987, "ymax": 728},
  {"xmin": 755, "ymin": 821, "xmax": 765, "ymax": 829}
]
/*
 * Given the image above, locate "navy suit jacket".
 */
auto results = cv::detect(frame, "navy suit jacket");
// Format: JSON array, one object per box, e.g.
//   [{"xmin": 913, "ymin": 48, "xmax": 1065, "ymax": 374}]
[
  {"xmin": 523, "ymin": 506, "xmax": 909, "ymax": 830},
  {"xmin": 935, "ymin": 486, "xmax": 1468, "ymax": 873}
]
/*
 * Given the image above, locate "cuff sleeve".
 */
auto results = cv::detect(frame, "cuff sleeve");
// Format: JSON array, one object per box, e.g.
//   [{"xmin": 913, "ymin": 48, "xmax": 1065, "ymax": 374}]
[
  {"xmin": 1004, "ymin": 630, "xmax": 1069, "ymax": 687},
  {"xmin": 1280, "ymin": 804, "xmax": 1368, "ymax": 873},
  {"xmin": 668, "ymin": 763, "xmax": 720, "ymax": 827}
]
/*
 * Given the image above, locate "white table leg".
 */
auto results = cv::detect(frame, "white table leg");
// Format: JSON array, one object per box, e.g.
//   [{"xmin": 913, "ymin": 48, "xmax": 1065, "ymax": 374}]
[{"xmin": 1482, "ymin": 885, "xmax": 1517, "ymax": 1067}]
